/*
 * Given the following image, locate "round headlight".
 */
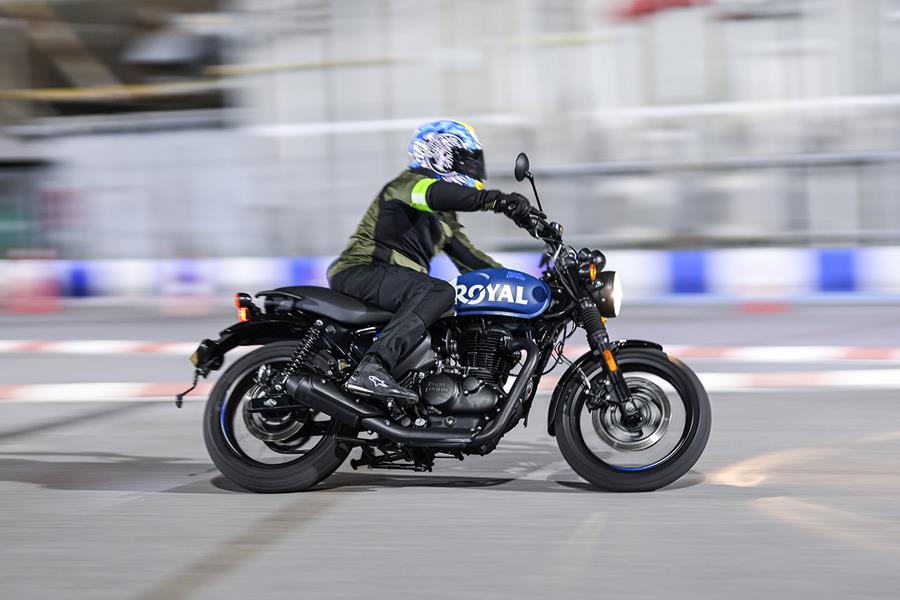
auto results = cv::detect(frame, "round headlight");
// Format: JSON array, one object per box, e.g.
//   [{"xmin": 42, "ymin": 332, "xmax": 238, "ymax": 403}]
[{"xmin": 595, "ymin": 271, "xmax": 623, "ymax": 318}]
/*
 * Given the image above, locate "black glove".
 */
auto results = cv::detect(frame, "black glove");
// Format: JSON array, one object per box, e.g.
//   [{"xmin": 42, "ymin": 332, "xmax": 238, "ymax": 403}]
[{"xmin": 494, "ymin": 193, "xmax": 532, "ymax": 222}]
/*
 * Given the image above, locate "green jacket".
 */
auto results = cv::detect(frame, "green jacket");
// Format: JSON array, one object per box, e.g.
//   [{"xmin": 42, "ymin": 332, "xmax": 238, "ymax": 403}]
[{"xmin": 328, "ymin": 170, "xmax": 502, "ymax": 281}]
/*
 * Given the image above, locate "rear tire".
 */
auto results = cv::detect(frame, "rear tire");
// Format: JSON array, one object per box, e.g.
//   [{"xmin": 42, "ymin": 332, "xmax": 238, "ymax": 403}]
[
  {"xmin": 203, "ymin": 342, "xmax": 352, "ymax": 493},
  {"xmin": 554, "ymin": 348, "xmax": 711, "ymax": 492}
]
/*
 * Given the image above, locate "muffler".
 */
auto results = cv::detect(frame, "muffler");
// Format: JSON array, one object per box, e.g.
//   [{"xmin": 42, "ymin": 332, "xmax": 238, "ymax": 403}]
[{"xmin": 283, "ymin": 374, "xmax": 384, "ymax": 428}]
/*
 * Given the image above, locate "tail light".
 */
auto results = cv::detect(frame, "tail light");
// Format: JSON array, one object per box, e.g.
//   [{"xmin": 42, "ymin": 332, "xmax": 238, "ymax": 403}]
[{"xmin": 234, "ymin": 292, "xmax": 258, "ymax": 322}]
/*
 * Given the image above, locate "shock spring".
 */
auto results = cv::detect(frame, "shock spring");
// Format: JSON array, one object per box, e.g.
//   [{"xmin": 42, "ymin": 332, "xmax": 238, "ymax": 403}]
[{"xmin": 279, "ymin": 319, "xmax": 324, "ymax": 383}]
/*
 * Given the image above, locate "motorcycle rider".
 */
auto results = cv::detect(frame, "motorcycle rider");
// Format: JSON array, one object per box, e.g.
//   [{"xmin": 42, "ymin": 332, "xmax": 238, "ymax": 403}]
[{"xmin": 328, "ymin": 120, "xmax": 533, "ymax": 406}]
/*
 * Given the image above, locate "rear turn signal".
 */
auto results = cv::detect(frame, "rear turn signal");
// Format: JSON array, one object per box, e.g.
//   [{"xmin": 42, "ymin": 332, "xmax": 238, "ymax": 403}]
[{"xmin": 234, "ymin": 292, "xmax": 256, "ymax": 322}]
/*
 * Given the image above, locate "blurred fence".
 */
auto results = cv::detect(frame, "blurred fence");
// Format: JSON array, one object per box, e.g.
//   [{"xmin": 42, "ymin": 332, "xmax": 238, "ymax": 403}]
[
  {"xmin": 3, "ymin": 246, "xmax": 899, "ymax": 303},
  {"xmin": 2, "ymin": 0, "xmax": 900, "ymax": 260},
  {"xmin": 4, "ymin": 101, "xmax": 899, "ymax": 260}
]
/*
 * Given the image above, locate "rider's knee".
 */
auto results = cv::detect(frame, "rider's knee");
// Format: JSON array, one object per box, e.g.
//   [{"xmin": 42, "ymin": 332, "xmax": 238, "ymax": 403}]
[
  {"xmin": 411, "ymin": 279, "xmax": 455, "ymax": 324},
  {"xmin": 430, "ymin": 280, "xmax": 456, "ymax": 313}
]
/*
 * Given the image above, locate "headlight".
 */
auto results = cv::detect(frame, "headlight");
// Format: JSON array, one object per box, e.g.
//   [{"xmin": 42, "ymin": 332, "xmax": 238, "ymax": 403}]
[{"xmin": 593, "ymin": 271, "xmax": 623, "ymax": 318}]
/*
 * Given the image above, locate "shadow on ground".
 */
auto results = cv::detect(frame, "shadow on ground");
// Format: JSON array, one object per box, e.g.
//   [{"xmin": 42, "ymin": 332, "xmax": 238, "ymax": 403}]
[
  {"xmin": 0, "ymin": 450, "xmax": 705, "ymax": 495},
  {"xmin": 0, "ymin": 451, "xmax": 224, "ymax": 494}
]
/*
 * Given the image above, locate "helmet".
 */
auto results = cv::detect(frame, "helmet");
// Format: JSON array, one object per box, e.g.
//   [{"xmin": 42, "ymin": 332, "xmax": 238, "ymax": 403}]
[{"xmin": 407, "ymin": 120, "xmax": 486, "ymax": 189}]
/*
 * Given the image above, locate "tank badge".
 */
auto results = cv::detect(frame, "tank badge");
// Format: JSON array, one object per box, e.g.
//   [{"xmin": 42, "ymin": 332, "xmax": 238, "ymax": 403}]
[{"xmin": 455, "ymin": 283, "xmax": 529, "ymax": 306}]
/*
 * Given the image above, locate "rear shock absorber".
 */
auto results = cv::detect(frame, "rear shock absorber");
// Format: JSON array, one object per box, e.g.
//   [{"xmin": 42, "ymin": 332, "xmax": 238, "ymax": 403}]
[{"xmin": 278, "ymin": 319, "xmax": 325, "ymax": 385}]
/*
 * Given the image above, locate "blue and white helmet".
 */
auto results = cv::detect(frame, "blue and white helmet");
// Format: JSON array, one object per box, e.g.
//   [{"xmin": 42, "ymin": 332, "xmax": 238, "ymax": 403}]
[{"xmin": 407, "ymin": 119, "xmax": 486, "ymax": 189}]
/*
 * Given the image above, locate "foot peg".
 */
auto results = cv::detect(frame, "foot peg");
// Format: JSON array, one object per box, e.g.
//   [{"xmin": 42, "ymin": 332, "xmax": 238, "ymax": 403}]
[{"xmin": 386, "ymin": 400, "xmax": 412, "ymax": 427}]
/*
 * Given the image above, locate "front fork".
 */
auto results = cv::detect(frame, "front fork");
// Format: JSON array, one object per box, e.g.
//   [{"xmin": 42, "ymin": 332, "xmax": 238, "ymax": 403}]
[{"xmin": 577, "ymin": 300, "xmax": 636, "ymax": 418}]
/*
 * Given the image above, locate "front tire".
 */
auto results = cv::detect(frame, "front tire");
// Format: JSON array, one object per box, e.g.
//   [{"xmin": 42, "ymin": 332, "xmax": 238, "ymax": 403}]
[
  {"xmin": 203, "ymin": 341, "xmax": 352, "ymax": 493},
  {"xmin": 554, "ymin": 348, "xmax": 711, "ymax": 492}
]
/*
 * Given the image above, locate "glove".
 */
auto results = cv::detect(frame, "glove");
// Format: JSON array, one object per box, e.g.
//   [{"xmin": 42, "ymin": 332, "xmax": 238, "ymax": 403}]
[{"xmin": 494, "ymin": 193, "xmax": 532, "ymax": 222}]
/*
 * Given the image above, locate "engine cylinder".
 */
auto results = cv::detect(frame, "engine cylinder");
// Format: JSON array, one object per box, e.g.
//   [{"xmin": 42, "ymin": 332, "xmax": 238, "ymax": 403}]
[{"xmin": 457, "ymin": 324, "xmax": 511, "ymax": 384}]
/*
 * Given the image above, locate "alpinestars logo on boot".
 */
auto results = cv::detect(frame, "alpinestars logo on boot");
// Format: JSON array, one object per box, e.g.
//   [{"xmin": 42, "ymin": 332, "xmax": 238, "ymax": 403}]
[{"xmin": 368, "ymin": 375, "xmax": 388, "ymax": 388}]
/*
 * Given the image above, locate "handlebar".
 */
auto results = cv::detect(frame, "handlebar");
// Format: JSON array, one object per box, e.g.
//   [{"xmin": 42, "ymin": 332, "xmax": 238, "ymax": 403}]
[{"xmin": 516, "ymin": 208, "xmax": 561, "ymax": 243}]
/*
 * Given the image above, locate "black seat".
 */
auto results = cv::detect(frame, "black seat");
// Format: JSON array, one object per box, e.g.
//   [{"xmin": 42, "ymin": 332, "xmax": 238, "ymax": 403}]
[{"xmin": 257, "ymin": 286, "xmax": 394, "ymax": 326}]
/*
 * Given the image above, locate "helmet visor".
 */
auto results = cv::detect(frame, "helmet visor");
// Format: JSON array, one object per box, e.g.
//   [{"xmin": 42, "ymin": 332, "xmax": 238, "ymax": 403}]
[{"xmin": 452, "ymin": 148, "xmax": 486, "ymax": 183}]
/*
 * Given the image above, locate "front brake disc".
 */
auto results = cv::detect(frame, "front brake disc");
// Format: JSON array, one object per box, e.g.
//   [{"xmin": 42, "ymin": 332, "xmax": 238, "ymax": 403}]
[{"xmin": 591, "ymin": 377, "xmax": 671, "ymax": 451}]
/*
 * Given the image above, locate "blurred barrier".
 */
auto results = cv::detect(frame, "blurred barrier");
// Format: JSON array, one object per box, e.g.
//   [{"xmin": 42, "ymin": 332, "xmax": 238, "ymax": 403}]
[
  {"xmin": 2, "ymin": 247, "xmax": 899, "ymax": 304},
  {"xmin": 1, "ymin": 249, "xmax": 60, "ymax": 313}
]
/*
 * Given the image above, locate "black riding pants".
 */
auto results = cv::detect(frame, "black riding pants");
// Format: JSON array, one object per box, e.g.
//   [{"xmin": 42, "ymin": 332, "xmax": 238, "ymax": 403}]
[{"xmin": 329, "ymin": 263, "xmax": 455, "ymax": 370}]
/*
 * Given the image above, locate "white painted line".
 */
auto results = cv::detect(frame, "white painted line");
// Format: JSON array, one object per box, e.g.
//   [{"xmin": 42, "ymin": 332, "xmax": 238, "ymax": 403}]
[
  {"xmin": 48, "ymin": 340, "xmax": 146, "ymax": 355},
  {"xmin": 4, "ymin": 382, "xmax": 149, "ymax": 402},
  {"xmin": 2, "ymin": 369, "xmax": 900, "ymax": 403},
  {"xmin": 0, "ymin": 340, "xmax": 252, "ymax": 356},
  {"xmin": 0, "ymin": 340, "xmax": 29, "ymax": 352},
  {"xmin": 724, "ymin": 346, "xmax": 846, "ymax": 363},
  {"xmin": 697, "ymin": 369, "xmax": 900, "ymax": 392},
  {"xmin": 1, "ymin": 340, "xmax": 900, "ymax": 364}
]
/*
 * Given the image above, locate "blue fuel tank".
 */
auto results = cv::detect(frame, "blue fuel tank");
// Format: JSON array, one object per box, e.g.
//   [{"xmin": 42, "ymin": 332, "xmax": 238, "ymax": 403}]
[{"xmin": 449, "ymin": 268, "xmax": 551, "ymax": 319}]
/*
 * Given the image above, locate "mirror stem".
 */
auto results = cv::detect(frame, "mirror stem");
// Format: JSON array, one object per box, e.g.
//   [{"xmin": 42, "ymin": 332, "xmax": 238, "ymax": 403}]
[{"xmin": 526, "ymin": 174, "xmax": 543, "ymax": 213}]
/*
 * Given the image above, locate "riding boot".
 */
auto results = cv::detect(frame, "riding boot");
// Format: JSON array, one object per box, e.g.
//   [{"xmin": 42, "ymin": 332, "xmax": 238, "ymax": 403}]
[{"xmin": 345, "ymin": 354, "xmax": 418, "ymax": 407}]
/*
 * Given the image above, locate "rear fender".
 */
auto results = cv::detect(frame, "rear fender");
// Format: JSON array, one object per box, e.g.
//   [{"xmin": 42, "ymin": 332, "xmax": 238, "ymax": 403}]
[
  {"xmin": 546, "ymin": 339, "xmax": 664, "ymax": 437},
  {"xmin": 191, "ymin": 318, "xmax": 311, "ymax": 373}
]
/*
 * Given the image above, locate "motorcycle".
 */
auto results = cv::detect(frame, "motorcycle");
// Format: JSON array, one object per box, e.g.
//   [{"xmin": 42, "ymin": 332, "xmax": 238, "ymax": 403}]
[{"xmin": 177, "ymin": 152, "xmax": 711, "ymax": 493}]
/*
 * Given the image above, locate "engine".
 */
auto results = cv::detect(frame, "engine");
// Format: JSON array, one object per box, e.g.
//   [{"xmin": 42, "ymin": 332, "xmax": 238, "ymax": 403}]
[
  {"xmin": 417, "ymin": 322, "xmax": 518, "ymax": 428},
  {"xmin": 456, "ymin": 324, "xmax": 516, "ymax": 385},
  {"xmin": 420, "ymin": 372, "xmax": 499, "ymax": 414}
]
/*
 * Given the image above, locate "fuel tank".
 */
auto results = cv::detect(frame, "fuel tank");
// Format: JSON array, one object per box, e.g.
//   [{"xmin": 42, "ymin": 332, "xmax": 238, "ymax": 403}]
[{"xmin": 449, "ymin": 268, "xmax": 551, "ymax": 319}]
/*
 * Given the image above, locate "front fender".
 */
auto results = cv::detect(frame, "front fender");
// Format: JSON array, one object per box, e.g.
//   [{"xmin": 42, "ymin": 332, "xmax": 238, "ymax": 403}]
[
  {"xmin": 546, "ymin": 339, "xmax": 664, "ymax": 437},
  {"xmin": 191, "ymin": 317, "xmax": 310, "ymax": 373}
]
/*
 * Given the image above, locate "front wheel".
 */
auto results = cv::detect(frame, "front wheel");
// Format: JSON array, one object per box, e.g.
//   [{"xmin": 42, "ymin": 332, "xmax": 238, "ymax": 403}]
[{"xmin": 554, "ymin": 348, "xmax": 711, "ymax": 492}]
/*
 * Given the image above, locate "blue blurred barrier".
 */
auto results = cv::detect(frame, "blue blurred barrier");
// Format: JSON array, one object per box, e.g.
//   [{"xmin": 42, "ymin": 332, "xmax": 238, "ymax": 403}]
[{"xmin": 2, "ymin": 247, "xmax": 900, "ymax": 303}]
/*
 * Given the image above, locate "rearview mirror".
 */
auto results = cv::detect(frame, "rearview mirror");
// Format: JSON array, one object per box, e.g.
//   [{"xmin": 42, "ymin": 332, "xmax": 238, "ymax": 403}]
[{"xmin": 514, "ymin": 152, "xmax": 530, "ymax": 182}]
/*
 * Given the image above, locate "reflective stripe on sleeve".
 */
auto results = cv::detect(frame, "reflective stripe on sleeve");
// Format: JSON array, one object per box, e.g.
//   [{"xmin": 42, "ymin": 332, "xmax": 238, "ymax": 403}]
[{"xmin": 410, "ymin": 178, "xmax": 437, "ymax": 212}]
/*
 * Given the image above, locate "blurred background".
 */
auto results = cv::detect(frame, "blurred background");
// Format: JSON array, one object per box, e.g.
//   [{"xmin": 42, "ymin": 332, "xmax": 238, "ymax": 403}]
[
  {"xmin": 2, "ymin": 0, "xmax": 900, "ymax": 303},
  {"xmin": 3, "ymin": 4, "xmax": 900, "ymax": 599}
]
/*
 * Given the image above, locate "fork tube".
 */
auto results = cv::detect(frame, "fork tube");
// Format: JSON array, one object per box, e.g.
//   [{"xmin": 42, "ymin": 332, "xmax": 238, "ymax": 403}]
[{"xmin": 576, "ymin": 300, "xmax": 631, "ymax": 404}]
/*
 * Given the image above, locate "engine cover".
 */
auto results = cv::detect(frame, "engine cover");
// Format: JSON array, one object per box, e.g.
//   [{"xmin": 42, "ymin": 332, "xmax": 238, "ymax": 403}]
[{"xmin": 420, "ymin": 372, "xmax": 499, "ymax": 415}]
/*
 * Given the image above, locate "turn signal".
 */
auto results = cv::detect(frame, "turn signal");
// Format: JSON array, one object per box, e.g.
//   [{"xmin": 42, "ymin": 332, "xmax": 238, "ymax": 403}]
[
  {"xmin": 589, "ymin": 262, "xmax": 598, "ymax": 282},
  {"xmin": 603, "ymin": 348, "xmax": 618, "ymax": 372},
  {"xmin": 238, "ymin": 306, "xmax": 250, "ymax": 322}
]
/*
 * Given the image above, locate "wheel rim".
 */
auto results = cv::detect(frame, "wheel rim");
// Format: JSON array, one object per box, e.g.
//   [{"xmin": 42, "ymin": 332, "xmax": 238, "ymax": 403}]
[
  {"xmin": 220, "ymin": 358, "xmax": 336, "ymax": 467},
  {"xmin": 591, "ymin": 377, "xmax": 671, "ymax": 452},
  {"xmin": 241, "ymin": 381, "xmax": 308, "ymax": 443},
  {"xmin": 573, "ymin": 359, "xmax": 695, "ymax": 473}
]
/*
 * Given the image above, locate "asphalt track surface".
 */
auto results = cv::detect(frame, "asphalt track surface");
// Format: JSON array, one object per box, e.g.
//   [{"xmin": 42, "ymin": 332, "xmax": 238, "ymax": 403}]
[{"xmin": 2, "ymin": 303, "xmax": 900, "ymax": 599}]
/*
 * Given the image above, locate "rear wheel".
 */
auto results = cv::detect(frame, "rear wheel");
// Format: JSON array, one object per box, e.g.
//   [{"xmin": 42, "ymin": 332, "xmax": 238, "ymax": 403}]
[
  {"xmin": 554, "ymin": 348, "xmax": 711, "ymax": 492},
  {"xmin": 203, "ymin": 341, "xmax": 352, "ymax": 493}
]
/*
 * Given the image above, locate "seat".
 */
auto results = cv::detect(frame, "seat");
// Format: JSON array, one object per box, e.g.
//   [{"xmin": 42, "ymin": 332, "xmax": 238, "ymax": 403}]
[{"xmin": 257, "ymin": 286, "xmax": 395, "ymax": 326}]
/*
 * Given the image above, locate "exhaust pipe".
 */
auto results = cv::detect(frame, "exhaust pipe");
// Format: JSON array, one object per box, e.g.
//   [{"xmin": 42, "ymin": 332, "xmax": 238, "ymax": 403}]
[
  {"xmin": 283, "ymin": 375, "xmax": 384, "ymax": 428},
  {"xmin": 284, "ymin": 338, "xmax": 539, "ymax": 448}
]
